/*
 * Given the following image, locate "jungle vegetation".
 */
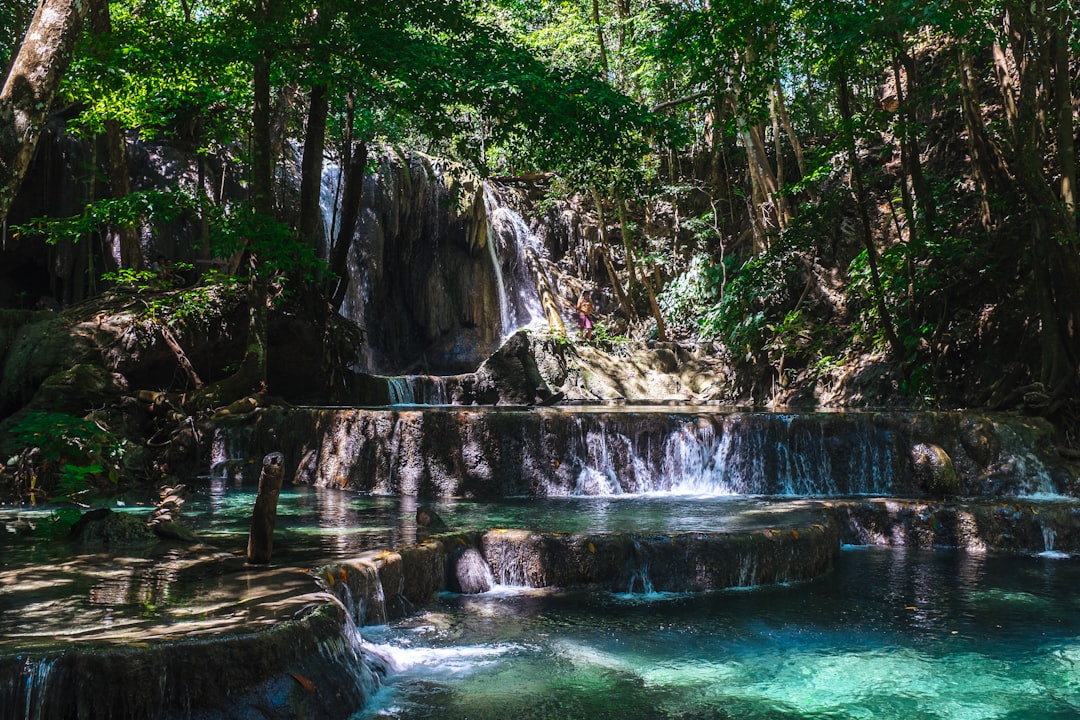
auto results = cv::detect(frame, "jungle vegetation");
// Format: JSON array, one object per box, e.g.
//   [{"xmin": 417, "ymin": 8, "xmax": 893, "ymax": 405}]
[{"xmin": 1, "ymin": 0, "xmax": 1078, "ymax": 422}]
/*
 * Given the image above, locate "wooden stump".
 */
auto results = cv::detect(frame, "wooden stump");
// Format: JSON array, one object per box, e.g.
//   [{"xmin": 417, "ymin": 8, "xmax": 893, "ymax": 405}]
[{"xmin": 246, "ymin": 452, "xmax": 285, "ymax": 565}]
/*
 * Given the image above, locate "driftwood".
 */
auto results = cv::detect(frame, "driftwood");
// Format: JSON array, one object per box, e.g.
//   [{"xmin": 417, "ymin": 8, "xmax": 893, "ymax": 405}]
[{"xmin": 246, "ymin": 452, "xmax": 285, "ymax": 565}]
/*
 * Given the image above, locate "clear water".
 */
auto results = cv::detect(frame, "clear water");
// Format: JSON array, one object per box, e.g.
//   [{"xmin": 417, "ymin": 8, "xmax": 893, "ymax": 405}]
[
  {"xmin": 181, "ymin": 482, "xmax": 829, "ymax": 559},
  {"xmin": 0, "ymin": 485, "xmax": 822, "ymax": 646},
  {"xmin": 356, "ymin": 547, "xmax": 1080, "ymax": 719}
]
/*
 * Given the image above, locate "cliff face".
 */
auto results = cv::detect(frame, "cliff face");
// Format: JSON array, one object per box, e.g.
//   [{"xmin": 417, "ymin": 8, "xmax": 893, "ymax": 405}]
[{"xmin": 334, "ymin": 151, "xmax": 503, "ymax": 374}]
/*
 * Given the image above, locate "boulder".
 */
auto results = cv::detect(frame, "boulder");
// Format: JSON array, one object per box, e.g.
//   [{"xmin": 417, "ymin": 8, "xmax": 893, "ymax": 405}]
[
  {"xmin": 446, "ymin": 546, "xmax": 494, "ymax": 594},
  {"xmin": 911, "ymin": 442, "xmax": 959, "ymax": 496}
]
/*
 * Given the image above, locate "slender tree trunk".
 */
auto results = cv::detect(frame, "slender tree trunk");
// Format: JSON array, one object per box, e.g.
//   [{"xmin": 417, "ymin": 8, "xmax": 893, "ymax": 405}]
[
  {"xmin": 592, "ymin": 190, "xmax": 635, "ymax": 320},
  {"xmin": 591, "ymin": 0, "xmax": 609, "ymax": 77},
  {"xmin": 251, "ymin": 41, "xmax": 273, "ymax": 216},
  {"xmin": 770, "ymin": 86, "xmax": 785, "ymax": 204},
  {"xmin": 838, "ymin": 70, "xmax": 905, "ymax": 362},
  {"xmin": 211, "ymin": 0, "xmax": 276, "ymax": 405},
  {"xmin": 642, "ymin": 272, "xmax": 667, "ymax": 342},
  {"xmin": 329, "ymin": 141, "xmax": 368, "ymax": 311},
  {"xmin": 956, "ymin": 47, "xmax": 1001, "ymax": 230},
  {"xmin": 773, "ymin": 78, "xmax": 806, "ymax": 182},
  {"xmin": 894, "ymin": 42, "xmax": 936, "ymax": 232},
  {"xmin": 890, "ymin": 53, "xmax": 917, "ymax": 242},
  {"xmin": 615, "ymin": 194, "xmax": 639, "ymax": 286},
  {"xmin": 1051, "ymin": 9, "xmax": 1076, "ymax": 237},
  {"xmin": 91, "ymin": 2, "xmax": 140, "ymax": 269},
  {"xmin": 298, "ymin": 84, "xmax": 328, "ymax": 252},
  {"xmin": 0, "ymin": 0, "xmax": 98, "ymax": 223}
]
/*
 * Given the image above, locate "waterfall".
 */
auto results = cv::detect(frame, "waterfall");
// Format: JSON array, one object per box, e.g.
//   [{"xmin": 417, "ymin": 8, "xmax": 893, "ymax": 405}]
[
  {"xmin": 320, "ymin": 159, "xmax": 343, "ymax": 252},
  {"xmin": 1038, "ymin": 522, "xmax": 1069, "ymax": 558},
  {"xmin": 222, "ymin": 407, "xmax": 1066, "ymax": 498},
  {"xmin": 8, "ymin": 656, "xmax": 59, "ymax": 720},
  {"xmin": 387, "ymin": 377, "xmax": 414, "ymax": 405},
  {"xmin": 485, "ymin": 228, "xmax": 512, "ymax": 336},
  {"xmin": 482, "ymin": 183, "xmax": 550, "ymax": 336},
  {"xmin": 385, "ymin": 376, "xmax": 450, "ymax": 406},
  {"xmin": 625, "ymin": 540, "xmax": 655, "ymax": 594}
]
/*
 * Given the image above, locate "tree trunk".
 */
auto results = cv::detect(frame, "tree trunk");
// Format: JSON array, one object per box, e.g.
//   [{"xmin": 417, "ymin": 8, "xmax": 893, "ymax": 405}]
[
  {"xmin": 956, "ymin": 47, "xmax": 1003, "ymax": 230},
  {"xmin": 194, "ymin": 0, "xmax": 276, "ymax": 410},
  {"xmin": 329, "ymin": 140, "xmax": 367, "ymax": 311},
  {"xmin": 642, "ymin": 272, "xmax": 668, "ymax": 342},
  {"xmin": 591, "ymin": 190, "xmax": 635, "ymax": 320},
  {"xmin": 298, "ymin": 83, "xmax": 328, "ymax": 252},
  {"xmin": 247, "ymin": 452, "xmax": 285, "ymax": 565},
  {"xmin": 615, "ymin": 194, "xmax": 639, "ymax": 286},
  {"xmin": 251, "ymin": 36, "xmax": 274, "ymax": 216},
  {"xmin": 1051, "ymin": 8, "xmax": 1076, "ymax": 237},
  {"xmin": 773, "ymin": 78, "xmax": 806, "ymax": 183},
  {"xmin": 591, "ymin": 0, "xmax": 609, "ymax": 77},
  {"xmin": 91, "ymin": 2, "xmax": 140, "ymax": 269},
  {"xmin": 838, "ymin": 69, "xmax": 905, "ymax": 362},
  {"xmin": 893, "ymin": 41, "xmax": 937, "ymax": 233},
  {"xmin": 0, "ymin": 0, "xmax": 98, "ymax": 223}
]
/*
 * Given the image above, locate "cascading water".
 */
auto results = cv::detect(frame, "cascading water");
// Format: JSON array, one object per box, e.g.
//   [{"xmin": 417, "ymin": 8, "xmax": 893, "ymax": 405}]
[
  {"xmin": 482, "ymin": 183, "xmax": 553, "ymax": 337},
  {"xmin": 384, "ymin": 375, "xmax": 450, "ymax": 406},
  {"xmin": 320, "ymin": 159, "xmax": 343, "ymax": 253},
  {"xmin": 1038, "ymin": 521, "xmax": 1069, "ymax": 558},
  {"xmin": 219, "ymin": 407, "xmax": 1066, "ymax": 499}
]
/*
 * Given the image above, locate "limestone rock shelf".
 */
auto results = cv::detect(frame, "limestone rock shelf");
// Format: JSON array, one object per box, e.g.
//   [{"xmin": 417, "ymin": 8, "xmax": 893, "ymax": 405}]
[{"xmin": 207, "ymin": 407, "xmax": 1071, "ymax": 498}]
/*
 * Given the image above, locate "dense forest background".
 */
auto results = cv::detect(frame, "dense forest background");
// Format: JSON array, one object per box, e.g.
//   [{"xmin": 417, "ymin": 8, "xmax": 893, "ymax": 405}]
[{"xmin": 1, "ymin": 0, "xmax": 1079, "ymax": 495}]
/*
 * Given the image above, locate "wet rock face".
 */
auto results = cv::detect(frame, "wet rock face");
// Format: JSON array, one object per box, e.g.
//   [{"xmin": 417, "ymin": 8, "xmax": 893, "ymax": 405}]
[
  {"xmin": 337, "ymin": 152, "xmax": 503, "ymax": 375},
  {"xmin": 830, "ymin": 499, "xmax": 1080, "ymax": 553},
  {"xmin": 476, "ymin": 525, "xmax": 840, "ymax": 592},
  {"xmin": 959, "ymin": 416, "xmax": 1001, "ymax": 468},
  {"xmin": 320, "ymin": 521, "xmax": 840, "ymax": 620},
  {"xmin": 473, "ymin": 330, "xmax": 555, "ymax": 405}
]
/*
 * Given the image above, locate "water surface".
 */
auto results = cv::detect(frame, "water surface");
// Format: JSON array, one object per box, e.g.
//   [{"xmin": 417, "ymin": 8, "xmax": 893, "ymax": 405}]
[{"xmin": 357, "ymin": 547, "xmax": 1080, "ymax": 719}]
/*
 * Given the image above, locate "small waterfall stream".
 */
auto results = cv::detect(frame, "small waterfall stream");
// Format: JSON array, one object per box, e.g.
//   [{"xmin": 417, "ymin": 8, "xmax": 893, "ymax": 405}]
[{"xmin": 483, "ymin": 183, "xmax": 551, "ymax": 337}]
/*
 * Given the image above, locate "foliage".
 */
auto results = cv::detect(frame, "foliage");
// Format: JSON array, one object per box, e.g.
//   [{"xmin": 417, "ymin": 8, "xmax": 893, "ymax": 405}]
[
  {"xmin": 587, "ymin": 322, "xmax": 634, "ymax": 355},
  {"xmin": 4, "ymin": 412, "xmax": 127, "ymax": 503},
  {"xmin": 657, "ymin": 254, "xmax": 726, "ymax": 338},
  {"xmin": 701, "ymin": 248, "xmax": 815, "ymax": 364},
  {"xmin": 12, "ymin": 189, "xmax": 190, "ymax": 247},
  {"xmin": 0, "ymin": 0, "xmax": 36, "ymax": 71}
]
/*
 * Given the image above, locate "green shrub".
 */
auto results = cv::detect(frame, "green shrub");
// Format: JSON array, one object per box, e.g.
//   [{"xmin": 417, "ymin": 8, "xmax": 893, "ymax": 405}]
[{"xmin": 4, "ymin": 412, "xmax": 127, "ymax": 503}]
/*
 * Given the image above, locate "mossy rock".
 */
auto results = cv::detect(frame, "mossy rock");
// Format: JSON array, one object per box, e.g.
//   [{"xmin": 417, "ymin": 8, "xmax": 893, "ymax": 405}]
[
  {"xmin": 0, "ymin": 312, "xmax": 87, "ymax": 415},
  {"xmin": 70, "ymin": 508, "xmax": 155, "ymax": 546},
  {"xmin": 911, "ymin": 442, "xmax": 959, "ymax": 497},
  {"xmin": 29, "ymin": 363, "xmax": 127, "ymax": 415}
]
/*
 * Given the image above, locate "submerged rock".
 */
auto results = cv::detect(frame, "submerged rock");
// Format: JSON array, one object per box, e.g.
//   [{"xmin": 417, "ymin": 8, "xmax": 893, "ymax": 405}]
[{"xmin": 69, "ymin": 508, "xmax": 155, "ymax": 546}]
